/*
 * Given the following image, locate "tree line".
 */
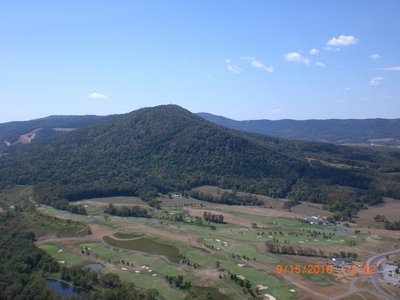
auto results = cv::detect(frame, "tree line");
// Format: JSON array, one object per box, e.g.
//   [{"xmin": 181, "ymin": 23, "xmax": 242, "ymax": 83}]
[
  {"xmin": 203, "ymin": 211, "xmax": 224, "ymax": 224},
  {"xmin": 265, "ymin": 241, "xmax": 358, "ymax": 259},
  {"xmin": 104, "ymin": 204, "xmax": 150, "ymax": 218}
]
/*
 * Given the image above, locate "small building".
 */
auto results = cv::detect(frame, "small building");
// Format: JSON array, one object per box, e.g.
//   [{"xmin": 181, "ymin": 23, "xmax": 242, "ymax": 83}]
[{"xmin": 304, "ymin": 216, "xmax": 325, "ymax": 225}]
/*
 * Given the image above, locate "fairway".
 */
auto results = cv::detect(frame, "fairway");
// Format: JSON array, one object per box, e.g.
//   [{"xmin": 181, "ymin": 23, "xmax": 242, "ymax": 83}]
[
  {"xmin": 32, "ymin": 193, "xmax": 400, "ymax": 300},
  {"xmin": 39, "ymin": 242, "xmax": 87, "ymax": 266}
]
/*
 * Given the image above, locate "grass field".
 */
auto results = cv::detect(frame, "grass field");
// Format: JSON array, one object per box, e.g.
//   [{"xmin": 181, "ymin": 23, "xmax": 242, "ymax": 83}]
[
  {"xmin": 16, "ymin": 188, "xmax": 397, "ymax": 300},
  {"xmin": 39, "ymin": 242, "xmax": 88, "ymax": 266},
  {"xmin": 356, "ymin": 197, "xmax": 400, "ymax": 227}
]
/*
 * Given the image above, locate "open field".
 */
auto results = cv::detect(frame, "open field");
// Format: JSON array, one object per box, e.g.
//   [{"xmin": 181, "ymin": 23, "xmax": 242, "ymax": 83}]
[
  {"xmin": 356, "ymin": 197, "xmax": 400, "ymax": 228},
  {"xmin": 3, "ymin": 185, "xmax": 398, "ymax": 299},
  {"xmin": 291, "ymin": 202, "xmax": 334, "ymax": 218},
  {"xmin": 192, "ymin": 185, "xmax": 288, "ymax": 209}
]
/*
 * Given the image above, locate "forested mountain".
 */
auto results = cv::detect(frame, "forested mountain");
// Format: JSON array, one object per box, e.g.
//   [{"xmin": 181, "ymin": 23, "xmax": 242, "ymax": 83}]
[
  {"xmin": 1, "ymin": 105, "xmax": 400, "ymax": 219},
  {"xmin": 3, "ymin": 112, "xmax": 399, "ymax": 147},
  {"xmin": 198, "ymin": 113, "xmax": 400, "ymax": 147},
  {"xmin": 0, "ymin": 115, "xmax": 109, "ymax": 145}
]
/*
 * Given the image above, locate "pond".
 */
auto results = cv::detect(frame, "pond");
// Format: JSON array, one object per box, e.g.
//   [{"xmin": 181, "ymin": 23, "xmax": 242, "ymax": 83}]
[
  {"xmin": 85, "ymin": 263, "xmax": 105, "ymax": 271},
  {"xmin": 103, "ymin": 236, "xmax": 180, "ymax": 263},
  {"xmin": 46, "ymin": 279, "xmax": 82, "ymax": 298}
]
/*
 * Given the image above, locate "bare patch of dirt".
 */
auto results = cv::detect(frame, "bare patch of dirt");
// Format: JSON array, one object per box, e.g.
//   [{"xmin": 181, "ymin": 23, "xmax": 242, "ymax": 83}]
[{"xmin": 17, "ymin": 128, "xmax": 42, "ymax": 144}]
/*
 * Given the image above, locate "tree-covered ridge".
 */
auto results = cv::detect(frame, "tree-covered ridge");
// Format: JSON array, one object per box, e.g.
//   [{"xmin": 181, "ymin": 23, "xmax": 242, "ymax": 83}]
[
  {"xmin": 0, "ymin": 115, "xmax": 109, "ymax": 145},
  {"xmin": 1, "ymin": 105, "xmax": 400, "ymax": 219},
  {"xmin": 198, "ymin": 112, "xmax": 400, "ymax": 145}
]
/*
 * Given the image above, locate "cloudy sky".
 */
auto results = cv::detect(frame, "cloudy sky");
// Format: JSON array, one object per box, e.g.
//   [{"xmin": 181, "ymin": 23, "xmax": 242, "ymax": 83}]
[{"xmin": 1, "ymin": 0, "xmax": 399, "ymax": 122}]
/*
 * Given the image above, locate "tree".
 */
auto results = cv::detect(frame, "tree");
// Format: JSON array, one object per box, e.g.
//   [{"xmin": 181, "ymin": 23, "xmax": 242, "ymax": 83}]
[{"xmin": 215, "ymin": 260, "xmax": 221, "ymax": 269}]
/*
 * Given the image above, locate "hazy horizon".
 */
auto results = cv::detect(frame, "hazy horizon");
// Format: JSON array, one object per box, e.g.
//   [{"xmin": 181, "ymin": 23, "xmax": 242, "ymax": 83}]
[{"xmin": 2, "ymin": 105, "xmax": 400, "ymax": 124}]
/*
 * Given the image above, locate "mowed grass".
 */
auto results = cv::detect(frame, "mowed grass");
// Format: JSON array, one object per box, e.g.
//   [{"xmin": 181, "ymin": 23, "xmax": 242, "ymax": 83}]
[
  {"xmin": 37, "ymin": 205, "xmax": 120, "ymax": 229},
  {"xmin": 190, "ymin": 286, "xmax": 232, "ymax": 300},
  {"xmin": 79, "ymin": 242, "xmax": 185, "ymax": 275},
  {"xmin": 78, "ymin": 242, "xmax": 189, "ymax": 300},
  {"xmin": 109, "ymin": 269, "xmax": 186, "ymax": 300},
  {"xmin": 103, "ymin": 236, "xmax": 181, "ymax": 263},
  {"xmin": 181, "ymin": 246, "xmax": 295, "ymax": 299},
  {"xmin": 221, "ymin": 259, "xmax": 296, "ymax": 300},
  {"xmin": 39, "ymin": 242, "xmax": 88, "ymax": 266},
  {"xmin": 216, "ymin": 211, "xmax": 363, "ymax": 247},
  {"xmin": 34, "ymin": 195, "xmax": 397, "ymax": 299},
  {"xmin": 38, "ymin": 206, "xmax": 91, "ymax": 223}
]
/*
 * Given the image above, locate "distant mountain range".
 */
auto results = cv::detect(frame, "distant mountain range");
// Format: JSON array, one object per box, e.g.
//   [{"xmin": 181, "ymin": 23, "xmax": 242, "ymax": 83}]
[
  {"xmin": 198, "ymin": 113, "xmax": 400, "ymax": 147},
  {"xmin": 1, "ymin": 112, "xmax": 399, "ymax": 148},
  {"xmin": 1, "ymin": 105, "xmax": 400, "ymax": 220},
  {"xmin": 0, "ymin": 115, "xmax": 109, "ymax": 146}
]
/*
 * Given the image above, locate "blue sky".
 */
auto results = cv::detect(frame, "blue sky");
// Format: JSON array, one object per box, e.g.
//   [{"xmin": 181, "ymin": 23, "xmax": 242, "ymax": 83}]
[{"xmin": 1, "ymin": 0, "xmax": 399, "ymax": 122}]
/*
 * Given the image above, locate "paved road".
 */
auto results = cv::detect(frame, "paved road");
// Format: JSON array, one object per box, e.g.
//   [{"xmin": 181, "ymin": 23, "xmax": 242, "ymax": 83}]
[{"xmin": 366, "ymin": 249, "xmax": 400, "ymax": 300}]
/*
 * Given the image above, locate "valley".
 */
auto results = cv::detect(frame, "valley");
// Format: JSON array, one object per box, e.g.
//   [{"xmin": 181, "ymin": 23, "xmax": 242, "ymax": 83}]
[{"xmin": 14, "ymin": 186, "xmax": 396, "ymax": 300}]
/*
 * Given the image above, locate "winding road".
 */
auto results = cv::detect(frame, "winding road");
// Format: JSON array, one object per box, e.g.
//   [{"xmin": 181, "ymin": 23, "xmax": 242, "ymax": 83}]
[{"xmin": 365, "ymin": 249, "xmax": 400, "ymax": 300}]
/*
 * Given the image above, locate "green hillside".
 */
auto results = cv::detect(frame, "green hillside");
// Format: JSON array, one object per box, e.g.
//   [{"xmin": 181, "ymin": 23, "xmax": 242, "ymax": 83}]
[{"xmin": 1, "ymin": 105, "xmax": 400, "ymax": 220}]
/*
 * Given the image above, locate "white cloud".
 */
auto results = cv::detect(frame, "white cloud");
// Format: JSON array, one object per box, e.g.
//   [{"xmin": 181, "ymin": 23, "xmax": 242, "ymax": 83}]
[
  {"xmin": 368, "ymin": 77, "xmax": 384, "ymax": 86},
  {"xmin": 325, "ymin": 46, "xmax": 341, "ymax": 52},
  {"xmin": 380, "ymin": 66, "xmax": 400, "ymax": 71},
  {"xmin": 370, "ymin": 53, "xmax": 380, "ymax": 60},
  {"xmin": 89, "ymin": 92, "xmax": 107, "ymax": 99},
  {"xmin": 225, "ymin": 59, "xmax": 243, "ymax": 74},
  {"xmin": 244, "ymin": 57, "xmax": 274, "ymax": 73},
  {"xmin": 227, "ymin": 65, "xmax": 243, "ymax": 74},
  {"xmin": 284, "ymin": 52, "xmax": 310, "ymax": 65},
  {"xmin": 327, "ymin": 35, "xmax": 358, "ymax": 46},
  {"xmin": 315, "ymin": 61, "xmax": 326, "ymax": 67},
  {"xmin": 342, "ymin": 87, "xmax": 351, "ymax": 91},
  {"xmin": 310, "ymin": 48, "xmax": 319, "ymax": 55}
]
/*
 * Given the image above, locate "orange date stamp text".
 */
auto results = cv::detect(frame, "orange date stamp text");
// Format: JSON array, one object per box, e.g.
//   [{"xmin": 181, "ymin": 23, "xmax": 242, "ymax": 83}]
[{"xmin": 275, "ymin": 264, "xmax": 378, "ymax": 275}]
